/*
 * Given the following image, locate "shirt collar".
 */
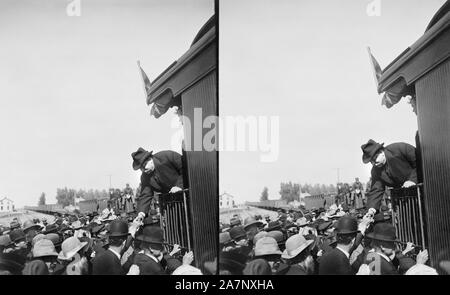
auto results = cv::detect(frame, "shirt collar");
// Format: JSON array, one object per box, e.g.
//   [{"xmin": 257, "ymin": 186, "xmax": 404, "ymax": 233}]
[
  {"xmin": 109, "ymin": 248, "xmax": 121, "ymax": 260},
  {"xmin": 336, "ymin": 246, "xmax": 350, "ymax": 259}
]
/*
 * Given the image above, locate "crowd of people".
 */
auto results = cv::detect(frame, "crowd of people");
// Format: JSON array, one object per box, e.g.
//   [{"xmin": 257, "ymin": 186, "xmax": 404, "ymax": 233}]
[
  {"xmin": 0, "ymin": 192, "xmax": 203, "ymax": 275},
  {"xmin": 219, "ymin": 205, "xmax": 448, "ymax": 275}
]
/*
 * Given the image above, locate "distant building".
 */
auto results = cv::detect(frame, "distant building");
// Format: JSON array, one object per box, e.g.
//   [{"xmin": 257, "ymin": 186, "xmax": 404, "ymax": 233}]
[
  {"xmin": 219, "ymin": 192, "xmax": 235, "ymax": 209},
  {"xmin": 0, "ymin": 197, "xmax": 15, "ymax": 212}
]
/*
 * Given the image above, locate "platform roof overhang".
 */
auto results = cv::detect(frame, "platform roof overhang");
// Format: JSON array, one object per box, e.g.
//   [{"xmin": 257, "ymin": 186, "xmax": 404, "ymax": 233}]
[
  {"xmin": 146, "ymin": 18, "xmax": 216, "ymax": 118},
  {"xmin": 377, "ymin": 11, "xmax": 450, "ymax": 97}
]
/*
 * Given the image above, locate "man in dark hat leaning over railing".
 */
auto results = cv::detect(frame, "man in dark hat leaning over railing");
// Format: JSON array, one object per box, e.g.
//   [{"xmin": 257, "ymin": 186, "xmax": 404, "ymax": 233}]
[
  {"xmin": 361, "ymin": 139, "xmax": 417, "ymax": 219},
  {"xmin": 131, "ymin": 147, "xmax": 184, "ymax": 223}
]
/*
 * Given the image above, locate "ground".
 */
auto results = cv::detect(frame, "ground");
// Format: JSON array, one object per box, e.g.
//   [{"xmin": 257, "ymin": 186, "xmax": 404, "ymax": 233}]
[
  {"xmin": 220, "ymin": 205, "xmax": 278, "ymax": 224},
  {"xmin": 0, "ymin": 210, "xmax": 56, "ymax": 227}
]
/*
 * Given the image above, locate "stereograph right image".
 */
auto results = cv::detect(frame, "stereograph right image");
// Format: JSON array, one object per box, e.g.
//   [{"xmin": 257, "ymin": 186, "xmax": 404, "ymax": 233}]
[{"xmin": 219, "ymin": 0, "xmax": 450, "ymax": 275}]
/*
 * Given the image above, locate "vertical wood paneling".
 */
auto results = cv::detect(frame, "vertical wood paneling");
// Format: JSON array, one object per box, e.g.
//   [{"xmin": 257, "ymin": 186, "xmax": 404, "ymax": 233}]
[
  {"xmin": 416, "ymin": 59, "xmax": 450, "ymax": 269},
  {"xmin": 181, "ymin": 71, "xmax": 217, "ymax": 272}
]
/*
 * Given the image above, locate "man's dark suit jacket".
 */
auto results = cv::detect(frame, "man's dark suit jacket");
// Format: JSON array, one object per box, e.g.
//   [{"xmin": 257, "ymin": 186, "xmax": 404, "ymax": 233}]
[
  {"xmin": 136, "ymin": 150, "xmax": 184, "ymax": 215},
  {"xmin": 319, "ymin": 248, "xmax": 354, "ymax": 275},
  {"xmin": 91, "ymin": 249, "xmax": 124, "ymax": 275},
  {"xmin": 366, "ymin": 142, "xmax": 417, "ymax": 211}
]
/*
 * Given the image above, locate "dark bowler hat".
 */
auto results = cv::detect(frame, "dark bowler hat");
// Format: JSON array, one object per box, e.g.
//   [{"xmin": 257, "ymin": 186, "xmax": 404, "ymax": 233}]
[
  {"xmin": 335, "ymin": 216, "xmax": 359, "ymax": 234},
  {"xmin": 131, "ymin": 147, "xmax": 153, "ymax": 170},
  {"xmin": 266, "ymin": 221, "xmax": 282, "ymax": 232},
  {"xmin": 243, "ymin": 217, "xmax": 263, "ymax": 230},
  {"xmin": 135, "ymin": 226, "xmax": 164, "ymax": 244},
  {"xmin": 366, "ymin": 223, "xmax": 399, "ymax": 243},
  {"xmin": 361, "ymin": 139, "xmax": 384, "ymax": 164},
  {"xmin": 229, "ymin": 226, "xmax": 246, "ymax": 242},
  {"xmin": 229, "ymin": 217, "xmax": 241, "ymax": 227},
  {"xmin": 108, "ymin": 220, "xmax": 129, "ymax": 237}
]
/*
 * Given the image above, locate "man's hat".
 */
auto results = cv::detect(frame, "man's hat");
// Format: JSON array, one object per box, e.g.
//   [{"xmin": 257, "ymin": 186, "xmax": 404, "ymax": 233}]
[
  {"xmin": 108, "ymin": 220, "xmax": 129, "ymax": 238},
  {"xmin": 254, "ymin": 237, "xmax": 282, "ymax": 257},
  {"xmin": 229, "ymin": 217, "xmax": 241, "ymax": 227},
  {"xmin": 9, "ymin": 221, "xmax": 20, "ymax": 230},
  {"xmin": 43, "ymin": 224, "xmax": 59, "ymax": 235},
  {"xmin": 0, "ymin": 252, "xmax": 26, "ymax": 275},
  {"xmin": 58, "ymin": 237, "xmax": 88, "ymax": 261},
  {"xmin": 253, "ymin": 231, "xmax": 268, "ymax": 245},
  {"xmin": 0, "ymin": 235, "xmax": 13, "ymax": 248},
  {"xmin": 335, "ymin": 216, "xmax": 359, "ymax": 235},
  {"xmin": 23, "ymin": 220, "xmax": 42, "ymax": 233},
  {"xmin": 366, "ymin": 223, "xmax": 399, "ymax": 243},
  {"xmin": 219, "ymin": 232, "xmax": 232, "ymax": 245},
  {"xmin": 266, "ymin": 230, "xmax": 285, "ymax": 245},
  {"xmin": 32, "ymin": 239, "xmax": 59, "ymax": 258},
  {"xmin": 131, "ymin": 147, "xmax": 153, "ymax": 170},
  {"xmin": 45, "ymin": 233, "xmax": 63, "ymax": 248},
  {"xmin": 9, "ymin": 229, "xmax": 25, "ymax": 243},
  {"xmin": 243, "ymin": 217, "xmax": 263, "ymax": 230},
  {"xmin": 265, "ymin": 221, "xmax": 282, "ymax": 232},
  {"xmin": 281, "ymin": 234, "xmax": 314, "ymax": 260},
  {"xmin": 361, "ymin": 139, "xmax": 384, "ymax": 164},
  {"xmin": 135, "ymin": 226, "xmax": 164, "ymax": 244}
]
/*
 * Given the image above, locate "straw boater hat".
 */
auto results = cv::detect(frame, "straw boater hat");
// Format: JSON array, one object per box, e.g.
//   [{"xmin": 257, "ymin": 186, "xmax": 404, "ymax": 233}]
[
  {"xmin": 281, "ymin": 234, "xmax": 314, "ymax": 260},
  {"xmin": 57, "ymin": 237, "xmax": 88, "ymax": 261}
]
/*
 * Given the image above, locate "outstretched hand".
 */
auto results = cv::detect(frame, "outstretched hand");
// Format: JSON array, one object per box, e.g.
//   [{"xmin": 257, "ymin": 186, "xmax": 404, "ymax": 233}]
[{"xmin": 183, "ymin": 251, "xmax": 194, "ymax": 265}]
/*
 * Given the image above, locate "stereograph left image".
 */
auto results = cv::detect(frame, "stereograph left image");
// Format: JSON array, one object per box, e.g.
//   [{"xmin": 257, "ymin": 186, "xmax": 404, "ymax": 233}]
[{"xmin": 0, "ymin": 0, "xmax": 217, "ymax": 275}]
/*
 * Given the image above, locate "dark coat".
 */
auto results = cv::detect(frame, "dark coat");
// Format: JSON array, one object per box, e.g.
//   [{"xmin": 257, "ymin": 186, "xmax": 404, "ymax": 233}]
[
  {"xmin": 91, "ymin": 249, "xmax": 124, "ymax": 275},
  {"xmin": 285, "ymin": 264, "xmax": 308, "ymax": 275},
  {"xmin": 133, "ymin": 253, "xmax": 165, "ymax": 275},
  {"xmin": 136, "ymin": 150, "xmax": 184, "ymax": 215},
  {"xmin": 319, "ymin": 248, "xmax": 354, "ymax": 275},
  {"xmin": 366, "ymin": 143, "xmax": 417, "ymax": 211}
]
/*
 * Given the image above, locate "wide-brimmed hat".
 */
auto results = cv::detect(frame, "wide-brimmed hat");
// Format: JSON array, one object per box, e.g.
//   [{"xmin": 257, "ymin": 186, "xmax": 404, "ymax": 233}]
[
  {"xmin": 296, "ymin": 217, "xmax": 309, "ymax": 227},
  {"xmin": 0, "ymin": 234, "xmax": 13, "ymax": 248},
  {"xmin": 172, "ymin": 264, "xmax": 203, "ymax": 275},
  {"xmin": 229, "ymin": 217, "xmax": 241, "ymax": 227},
  {"xmin": 32, "ymin": 239, "xmax": 59, "ymax": 258},
  {"xmin": 23, "ymin": 220, "xmax": 42, "ymax": 233},
  {"xmin": 335, "ymin": 216, "xmax": 359, "ymax": 234},
  {"xmin": 9, "ymin": 229, "xmax": 26, "ymax": 243},
  {"xmin": 265, "ymin": 221, "xmax": 282, "ymax": 232},
  {"xmin": 366, "ymin": 223, "xmax": 399, "ymax": 243},
  {"xmin": 135, "ymin": 226, "xmax": 164, "ymax": 244},
  {"xmin": 253, "ymin": 231, "xmax": 268, "ymax": 245},
  {"xmin": 32, "ymin": 234, "xmax": 46, "ymax": 246},
  {"xmin": 243, "ymin": 259, "xmax": 272, "ymax": 275},
  {"xmin": 108, "ymin": 220, "xmax": 129, "ymax": 237},
  {"xmin": 254, "ymin": 237, "xmax": 282, "ymax": 257},
  {"xmin": 131, "ymin": 147, "xmax": 153, "ymax": 170},
  {"xmin": 281, "ymin": 234, "xmax": 314, "ymax": 260},
  {"xmin": 71, "ymin": 221, "xmax": 83, "ymax": 230},
  {"xmin": 9, "ymin": 221, "xmax": 20, "ymax": 230},
  {"xmin": 229, "ymin": 226, "xmax": 247, "ymax": 242},
  {"xmin": 243, "ymin": 217, "xmax": 263, "ymax": 230},
  {"xmin": 266, "ymin": 230, "xmax": 285, "ymax": 245},
  {"xmin": 361, "ymin": 139, "xmax": 384, "ymax": 164},
  {"xmin": 57, "ymin": 237, "xmax": 88, "ymax": 261}
]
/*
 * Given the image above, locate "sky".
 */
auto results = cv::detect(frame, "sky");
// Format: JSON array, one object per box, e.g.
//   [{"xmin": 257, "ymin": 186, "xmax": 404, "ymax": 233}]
[
  {"xmin": 219, "ymin": 0, "xmax": 447, "ymax": 204},
  {"xmin": 0, "ymin": 0, "xmax": 213, "ymax": 207}
]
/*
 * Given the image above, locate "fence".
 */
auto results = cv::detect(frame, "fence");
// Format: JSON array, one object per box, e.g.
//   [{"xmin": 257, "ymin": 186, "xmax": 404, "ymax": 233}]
[
  {"xmin": 390, "ymin": 185, "xmax": 427, "ymax": 249},
  {"xmin": 159, "ymin": 190, "xmax": 192, "ymax": 251}
]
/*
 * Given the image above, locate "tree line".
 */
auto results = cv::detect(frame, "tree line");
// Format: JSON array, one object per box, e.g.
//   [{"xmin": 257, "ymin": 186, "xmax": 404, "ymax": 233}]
[
  {"xmin": 260, "ymin": 182, "xmax": 337, "ymax": 202},
  {"xmin": 37, "ymin": 188, "xmax": 110, "ymax": 208}
]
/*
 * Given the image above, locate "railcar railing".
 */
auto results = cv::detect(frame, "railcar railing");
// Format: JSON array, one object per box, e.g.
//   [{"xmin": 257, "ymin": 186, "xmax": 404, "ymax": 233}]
[{"xmin": 389, "ymin": 184, "xmax": 427, "ymax": 249}]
